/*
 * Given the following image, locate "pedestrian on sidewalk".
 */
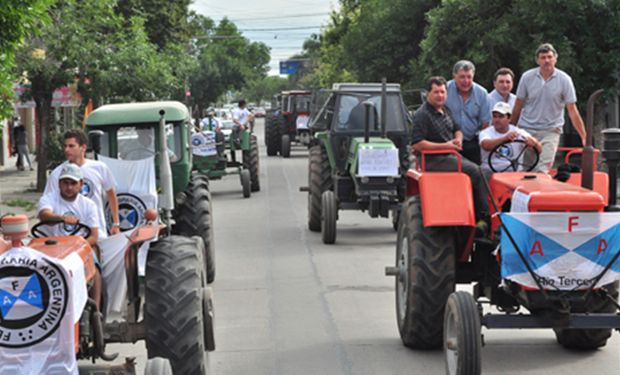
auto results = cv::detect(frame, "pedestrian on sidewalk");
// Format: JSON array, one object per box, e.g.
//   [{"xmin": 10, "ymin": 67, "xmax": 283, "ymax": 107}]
[{"xmin": 11, "ymin": 117, "xmax": 33, "ymax": 171}]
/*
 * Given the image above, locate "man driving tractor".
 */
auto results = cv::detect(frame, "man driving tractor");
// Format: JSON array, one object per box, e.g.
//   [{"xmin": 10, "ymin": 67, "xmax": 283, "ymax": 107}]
[{"xmin": 37, "ymin": 163, "xmax": 103, "ymax": 310}]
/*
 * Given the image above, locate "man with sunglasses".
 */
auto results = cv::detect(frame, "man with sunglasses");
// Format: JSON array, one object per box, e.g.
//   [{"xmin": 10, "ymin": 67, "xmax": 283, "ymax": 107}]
[{"xmin": 480, "ymin": 102, "xmax": 541, "ymax": 173}]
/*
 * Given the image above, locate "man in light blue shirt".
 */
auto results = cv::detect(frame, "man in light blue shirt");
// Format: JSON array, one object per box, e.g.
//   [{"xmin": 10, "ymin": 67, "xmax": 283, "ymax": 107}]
[
  {"xmin": 445, "ymin": 60, "xmax": 491, "ymax": 164},
  {"xmin": 488, "ymin": 67, "xmax": 516, "ymax": 111}
]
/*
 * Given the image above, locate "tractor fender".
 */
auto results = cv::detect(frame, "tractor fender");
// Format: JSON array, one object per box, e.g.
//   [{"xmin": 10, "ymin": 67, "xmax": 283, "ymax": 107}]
[{"xmin": 406, "ymin": 169, "xmax": 475, "ymax": 227}]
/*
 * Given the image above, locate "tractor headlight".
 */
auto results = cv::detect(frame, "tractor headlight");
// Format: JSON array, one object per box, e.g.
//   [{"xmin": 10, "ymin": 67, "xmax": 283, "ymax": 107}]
[
  {"xmin": 361, "ymin": 176, "xmax": 369, "ymax": 184},
  {"xmin": 386, "ymin": 176, "xmax": 394, "ymax": 184}
]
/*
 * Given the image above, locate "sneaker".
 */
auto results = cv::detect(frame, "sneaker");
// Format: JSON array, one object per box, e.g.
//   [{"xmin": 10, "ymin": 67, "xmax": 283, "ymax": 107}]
[
  {"xmin": 29, "ymin": 167, "xmax": 34, "ymax": 171},
  {"xmin": 475, "ymin": 220, "xmax": 489, "ymax": 238}
]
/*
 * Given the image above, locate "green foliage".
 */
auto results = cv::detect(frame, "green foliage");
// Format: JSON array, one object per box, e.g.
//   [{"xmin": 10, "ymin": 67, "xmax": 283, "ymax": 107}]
[
  {"xmin": 240, "ymin": 76, "xmax": 292, "ymax": 104},
  {"xmin": 3, "ymin": 198, "xmax": 37, "ymax": 212},
  {"xmin": 189, "ymin": 18, "xmax": 271, "ymax": 110},
  {"xmin": 0, "ymin": 0, "xmax": 53, "ymax": 119},
  {"xmin": 44, "ymin": 130, "xmax": 65, "ymax": 171}
]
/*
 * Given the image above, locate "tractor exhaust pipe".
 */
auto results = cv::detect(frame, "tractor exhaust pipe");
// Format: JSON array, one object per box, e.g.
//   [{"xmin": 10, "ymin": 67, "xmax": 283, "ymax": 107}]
[
  {"xmin": 602, "ymin": 128, "xmax": 620, "ymax": 208},
  {"xmin": 158, "ymin": 110, "xmax": 174, "ymax": 230},
  {"xmin": 381, "ymin": 78, "xmax": 387, "ymax": 138},
  {"xmin": 581, "ymin": 89, "xmax": 604, "ymax": 190},
  {"xmin": 364, "ymin": 101, "xmax": 372, "ymax": 143}
]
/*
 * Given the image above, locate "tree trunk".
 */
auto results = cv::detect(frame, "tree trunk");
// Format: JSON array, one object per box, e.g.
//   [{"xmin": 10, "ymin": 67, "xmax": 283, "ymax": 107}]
[{"xmin": 35, "ymin": 94, "xmax": 52, "ymax": 192}]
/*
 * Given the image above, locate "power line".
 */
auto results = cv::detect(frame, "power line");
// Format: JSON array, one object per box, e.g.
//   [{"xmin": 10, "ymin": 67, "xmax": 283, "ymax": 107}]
[
  {"xmin": 229, "ymin": 12, "xmax": 328, "ymax": 22},
  {"xmin": 238, "ymin": 25, "xmax": 321, "ymax": 31}
]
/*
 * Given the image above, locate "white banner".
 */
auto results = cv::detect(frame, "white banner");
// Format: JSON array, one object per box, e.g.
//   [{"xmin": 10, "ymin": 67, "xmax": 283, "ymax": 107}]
[
  {"xmin": 0, "ymin": 246, "xmax": 86, "ymax": 374},
  {"xmin": 191, "ymin": 132, "xmax": 217, "ymax": 157},
  {"xmin": 501, "ymin": 212, "xmax": 620, "ymax": 290},
  {"xmin": 358, "ymin": 147, "xmax": 399, "ymax": 177}
]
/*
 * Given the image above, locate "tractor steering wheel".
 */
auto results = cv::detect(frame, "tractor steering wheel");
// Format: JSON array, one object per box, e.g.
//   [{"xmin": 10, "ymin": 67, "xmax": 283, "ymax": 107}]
[
  {"xmin": 488, "ymin": 139, "xmax": 540, "ymax": 173},
  {"xmin": 31, "ymin": 219, "xmax": 92, "ymax": 239}
]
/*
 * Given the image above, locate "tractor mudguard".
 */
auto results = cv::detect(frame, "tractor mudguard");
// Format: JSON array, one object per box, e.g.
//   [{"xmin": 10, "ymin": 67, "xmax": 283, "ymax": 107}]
[{"xmin": 406, "ymin": 169, "xmax": 475, "ymax": 227}]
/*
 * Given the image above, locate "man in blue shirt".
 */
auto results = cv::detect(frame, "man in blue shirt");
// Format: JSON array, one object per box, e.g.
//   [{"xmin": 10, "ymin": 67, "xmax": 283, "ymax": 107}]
[{"xmin": 445, "ymin": 60, "xmax": 491, "ymax": 164}]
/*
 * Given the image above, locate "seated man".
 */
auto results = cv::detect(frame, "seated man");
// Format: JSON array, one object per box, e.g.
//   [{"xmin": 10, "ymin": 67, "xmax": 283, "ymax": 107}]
[
  {"xmin": 411, "ymin": 76, "xmax": 489, "ymax": 230},
  {"xmin": 480, "ymin": 102, "xmax": 542, "ymax": 172},
  {"xmin": 37, "ymin": 163, "xmax": 103, "ymax": 309}
]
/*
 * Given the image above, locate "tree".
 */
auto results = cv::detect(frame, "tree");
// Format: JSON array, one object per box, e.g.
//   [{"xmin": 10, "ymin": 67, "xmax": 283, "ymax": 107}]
[
  {"xmin": 240, "ymin": 76, "xmax": 292, "ymax": 105},
  {"xmin": 189, "ymin": 18, "xmax": 270, "ymax": 114},
  {"xmin": 0, "ymin": 0, "xmax": 53, "ymax": 119}
]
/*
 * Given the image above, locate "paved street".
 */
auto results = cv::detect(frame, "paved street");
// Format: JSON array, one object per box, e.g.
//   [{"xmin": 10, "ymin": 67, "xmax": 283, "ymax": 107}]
[{"xmin": 2, "ymin": 118, "xmax": 620, "ymax": 374}]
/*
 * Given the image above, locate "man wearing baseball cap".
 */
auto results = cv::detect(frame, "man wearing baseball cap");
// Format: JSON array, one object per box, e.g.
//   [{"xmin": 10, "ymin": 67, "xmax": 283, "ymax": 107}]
[
  {"xmin": 479, "ymin": 101, "xmax": 541, "ymax": 172},
  {"xmin": 37, "ymin": 163, "xmax": 103, "ymax": 309}
]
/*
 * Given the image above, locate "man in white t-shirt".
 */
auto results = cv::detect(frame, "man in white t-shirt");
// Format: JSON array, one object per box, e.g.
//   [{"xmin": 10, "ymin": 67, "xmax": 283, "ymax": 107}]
[
  {"xmin": 38, "ymin": 163, "xmax": 103, "ymax": 309},
  {"xmin": 231, "ymin": 99, "xmax": 254, "ymax": 144},
  {"xmin": 44, "ymin": 129, "xmax": 120, "ymax": 238},
  {"xmin": 480, "ymin": 102, "xmax": 542, "ymax": 172}
]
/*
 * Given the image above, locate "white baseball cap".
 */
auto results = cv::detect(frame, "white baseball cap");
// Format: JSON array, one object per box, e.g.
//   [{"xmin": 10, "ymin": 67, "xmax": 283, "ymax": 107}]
[
  {"xmin": 58, "ymin": 163, "xmax": 82, "ymax": 182},
  {"xmin": 492, "ymin": 101, "xmax": 512, "ymax": 115}
]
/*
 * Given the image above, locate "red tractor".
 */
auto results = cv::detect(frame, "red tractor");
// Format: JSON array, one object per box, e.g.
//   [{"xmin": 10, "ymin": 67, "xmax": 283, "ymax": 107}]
[
  {"xmin": 386, "ymin": 91, "xmax": 620, "ymax": 374},
  {"xmin": 265, "ymin": 90, "xmax": 313, "ymax": 157}
]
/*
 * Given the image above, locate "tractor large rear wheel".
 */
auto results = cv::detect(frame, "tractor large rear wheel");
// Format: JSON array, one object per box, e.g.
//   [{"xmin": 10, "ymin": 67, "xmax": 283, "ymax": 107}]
[
  {"xmin": 395, "ymin": 197, "xmax": 456, "ymax": 349},
  {"xmin": 554, "ymin": 282, "xmax": 618, "ymax": 350},
  {"xmin": 145, "ymin": 236, "xmax": 208, "ymax": 375},
  {"xmin": 266, "ymin": 115, "xmax": 280, "ymax": 156},
  {"xmin": 308, "ymin": 144, "xmax": 332, "ymax": 232},
  {"xmin": 173, "ymin": 175, "xmax": 215, "ymax": 283},
  {"xmin": 243, "ymin": 134, "xmax": 260, "ymax": 191}
]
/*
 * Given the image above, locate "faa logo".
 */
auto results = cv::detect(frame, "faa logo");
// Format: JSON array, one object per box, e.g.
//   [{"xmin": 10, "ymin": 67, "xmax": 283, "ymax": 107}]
[
  {"xmin": 106, "ymin": 193, "xmax": 147, "ymax": 232},
  {"xmin": 0, "ymin": 256, "xmax": 68, "ymax": 348},
  {"xmin": 79, "ymin": 177, "xmax": 95, "ymax": 198}
]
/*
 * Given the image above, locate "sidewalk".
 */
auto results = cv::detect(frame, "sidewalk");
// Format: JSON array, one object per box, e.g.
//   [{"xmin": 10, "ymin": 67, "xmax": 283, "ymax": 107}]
[{"xmin": 0, "ymin": 154, "xmax": 41, "ymax": 224}]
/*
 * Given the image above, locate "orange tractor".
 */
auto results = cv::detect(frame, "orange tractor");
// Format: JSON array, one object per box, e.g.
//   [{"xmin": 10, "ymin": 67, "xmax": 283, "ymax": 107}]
[
  {"xmin": 386, "ymin": 90, "xmax": 620, "ymax": 374},
  {"xmin": 0, "ymin": 211, "xmax": 214, "ymax": 374}
]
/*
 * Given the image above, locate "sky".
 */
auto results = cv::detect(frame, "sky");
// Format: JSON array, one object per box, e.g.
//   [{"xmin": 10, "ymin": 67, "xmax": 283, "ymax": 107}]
[{"xmin": 190, "ymin": 0, "xmax": 339, "ymax": 76}]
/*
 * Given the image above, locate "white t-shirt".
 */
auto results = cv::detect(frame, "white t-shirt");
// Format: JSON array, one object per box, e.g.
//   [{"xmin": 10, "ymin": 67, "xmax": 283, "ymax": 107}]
[
  {"xmin": 232, "ymin": 107, "xmax": 250, "ymax": 126},
  {"xmin": 44, "ymin": 160, "xmax": 117, "ymax": 238},
  {"xmin": 37, "ymin": 193, "xmax": 99, "ymax": 237},
  {"xmin": 200, "ymin": 117, "xmax": 221, "ymax": 130},
  {"xmin": 479, "ymin": 125, "xmax": 533, "ymax": 172}
]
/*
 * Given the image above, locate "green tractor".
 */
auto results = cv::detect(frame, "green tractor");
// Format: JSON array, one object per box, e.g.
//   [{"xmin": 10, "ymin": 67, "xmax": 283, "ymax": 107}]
[
  {"xmin": 192, "ymin": 114, "xmax": 260, "ymax": 198},
  {"xmin": 85, "ymin": 101, "xmax": 216, "ymax": 283},
  {"xmin": 303, "ymin": 81, "xmax": 411, "ymax": 244},
  {"xmin": 265, "ymin": 90, "xmax": 313, "ymax": 157}
]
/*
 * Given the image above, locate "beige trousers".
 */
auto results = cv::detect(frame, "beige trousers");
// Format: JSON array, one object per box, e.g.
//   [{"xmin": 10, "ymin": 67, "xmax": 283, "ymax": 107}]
[{"xmin": 523, "ymin": 128, "xmax": 561, "ymax": 173}]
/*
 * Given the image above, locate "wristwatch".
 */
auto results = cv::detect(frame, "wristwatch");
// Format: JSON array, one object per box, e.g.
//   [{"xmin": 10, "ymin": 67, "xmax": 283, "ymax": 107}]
[{"xmin": 112, "ymin": 222, "xmax": 120, "ymax": 227}]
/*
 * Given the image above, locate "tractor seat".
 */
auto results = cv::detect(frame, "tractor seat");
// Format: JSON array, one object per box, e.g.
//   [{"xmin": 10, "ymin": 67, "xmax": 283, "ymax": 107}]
[{"xmin": 348, "ymin": 102, "xmax": 378, "ymax": 131}]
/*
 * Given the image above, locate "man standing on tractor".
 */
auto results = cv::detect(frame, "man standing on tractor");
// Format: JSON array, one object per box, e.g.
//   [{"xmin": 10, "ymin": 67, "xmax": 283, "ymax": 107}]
[
  {"xmin": 480, "ymin": 101, "xmax": 542, "ymax": 172},
  {"xmin": 38, "ymin": 163, "xmax": 103, "ymax": 309},
  {"xmin": 411, "ymin": 76, "xmax": 489, "ymax": 231},
  {"xmin": 44, "ymin": 128, "xmax": 121, "ymax": 238},
  {"xmin": 511, "ymin": 43, "xmax": 586, "ymax": 173},
  {"xmin": 488, "ymin": 67, "xmax": 516, "ymax": 111},
  {"xmin": 232, "ymin": 99, "xmax": 254, "ymax": 141},
  {"xmin": 445, "ymin": 60, "xmax": 491, "ymax": 165}
]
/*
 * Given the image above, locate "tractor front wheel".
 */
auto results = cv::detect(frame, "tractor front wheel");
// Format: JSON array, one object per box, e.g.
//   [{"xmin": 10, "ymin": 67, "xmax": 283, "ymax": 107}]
[
  {"xmin": 241, "ymin": 169, "xmax": 251, "ymax": 198},
  {"xmin": 444, "ymin": 291, "xmax": 482, "ymax": 375},
  {"xmin": 308, "ymin": 145, "xmax": 331, "ymax": 232},
  {"xmin": 243, "ymin": 134, "xmax": 260, "ymax": 191},
  {"xmin": 321, "ymin": 190, "xmax": 337, "ymax": 244},
  {"xmin": 281, "ymin": 134, "xmax": 291, "ymax": 158},
  {"xmin": 395, "ymin": 197, "xmax": 456, "ymax": 349},
  {"xmin": 145, "ymin": 236, "xmax": 208, "ymax": 375},
  {"xmin": 173, "ymin": 175, "xmax": 215, "ymax": 283}
]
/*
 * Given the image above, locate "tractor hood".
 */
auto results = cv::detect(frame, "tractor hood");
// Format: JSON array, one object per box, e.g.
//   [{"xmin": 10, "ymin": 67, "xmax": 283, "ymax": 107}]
[{"xmin": 348, "ymin": 137, "xmax": 399, "ymax": 177}]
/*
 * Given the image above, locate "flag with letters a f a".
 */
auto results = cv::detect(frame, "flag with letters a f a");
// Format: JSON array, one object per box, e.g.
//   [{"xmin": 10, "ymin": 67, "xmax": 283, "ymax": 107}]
[{"xmin": 500, "ymin": 212, "xmax": 620, "ymax": 290}]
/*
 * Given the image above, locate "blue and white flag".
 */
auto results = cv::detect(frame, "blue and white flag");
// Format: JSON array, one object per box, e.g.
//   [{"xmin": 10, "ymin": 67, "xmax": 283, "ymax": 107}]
[{"xmin": 500, "ymin": 212, "xmax": 620, "ymax": 290}]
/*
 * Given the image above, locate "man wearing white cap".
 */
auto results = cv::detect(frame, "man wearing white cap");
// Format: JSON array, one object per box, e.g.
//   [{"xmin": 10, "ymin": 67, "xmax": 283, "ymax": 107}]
[
  {"xmin": 480, "ymin": 101, "xmax": 541, "ymax": 173},
  {"xmin": 37, "ymin": 163, "xmax": 103, "ymax": 308}
]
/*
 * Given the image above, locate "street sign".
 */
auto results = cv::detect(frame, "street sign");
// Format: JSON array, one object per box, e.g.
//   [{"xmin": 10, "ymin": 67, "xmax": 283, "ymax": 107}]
[{"xmin": 279, "ymin": 60, "xmax": 303, "ymax": 75}]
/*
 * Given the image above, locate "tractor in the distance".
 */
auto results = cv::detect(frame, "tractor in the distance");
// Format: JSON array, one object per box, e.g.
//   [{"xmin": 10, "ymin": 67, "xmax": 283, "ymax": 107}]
[
  {"xmin": 302, "ymin": 81, "xmax": 411, "ymax": 244},
  {"xmin": 265, "ymin": 90, "xmax": 313, "ymax": 157},
  {"xmin": 386, "ymin": 90, "xmax": 620, "ymax": 375},
  {"xmin": 192, "ymin": 114, "xmax": 260, "ymax": 198}
]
